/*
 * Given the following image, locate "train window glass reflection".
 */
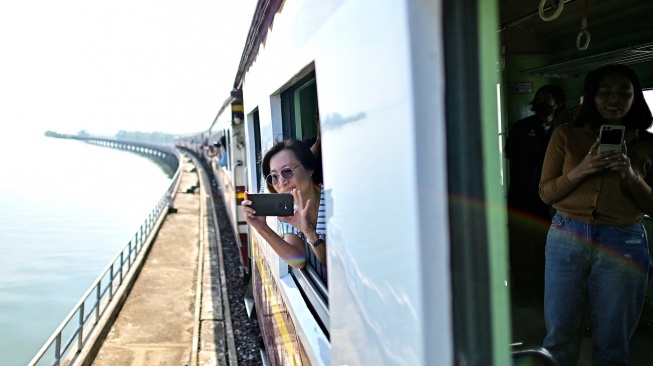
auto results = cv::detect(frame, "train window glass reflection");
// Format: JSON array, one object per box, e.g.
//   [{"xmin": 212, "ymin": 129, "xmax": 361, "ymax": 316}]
[{"xmin": 497, "ymin": 83, "xmax": 507, "ymax": 187}]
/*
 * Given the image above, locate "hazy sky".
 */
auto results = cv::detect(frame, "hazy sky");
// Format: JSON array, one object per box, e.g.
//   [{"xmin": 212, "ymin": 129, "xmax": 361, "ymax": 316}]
[
  {"xmin": 2, "ymin": 2, "xmax": 652, "ymax": 141},
  {"xmin": 0, "ymin": 0, "xmax": 255, "ymax": 139}
]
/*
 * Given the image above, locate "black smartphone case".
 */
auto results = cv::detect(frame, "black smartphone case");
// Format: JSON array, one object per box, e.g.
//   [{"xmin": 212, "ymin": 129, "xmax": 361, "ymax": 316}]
[{"xmin": 248, "ymin": 193, "xmax": 294, "ymax": 216}]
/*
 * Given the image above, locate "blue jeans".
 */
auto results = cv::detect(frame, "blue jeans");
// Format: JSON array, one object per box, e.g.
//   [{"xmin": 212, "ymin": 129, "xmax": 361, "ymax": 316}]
[{"xmin": 543, "ymin": 212, "xmax": 653, "ymax": 366}]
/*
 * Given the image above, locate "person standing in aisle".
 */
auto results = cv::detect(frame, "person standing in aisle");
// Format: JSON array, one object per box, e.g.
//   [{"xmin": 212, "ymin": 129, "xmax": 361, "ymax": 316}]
[
  {"xmin": 539, "ymin": 64, "xmax": 653, "ymax": 365},
  {"xmin": 505, "ymin": 84, "xmax": 566, "ymax": 306}
]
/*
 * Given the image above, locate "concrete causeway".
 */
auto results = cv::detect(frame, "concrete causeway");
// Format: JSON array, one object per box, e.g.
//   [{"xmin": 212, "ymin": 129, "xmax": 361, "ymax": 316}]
[{"xmin": 89, "ymin": 155, "xmax": 237, "ymax": 366}]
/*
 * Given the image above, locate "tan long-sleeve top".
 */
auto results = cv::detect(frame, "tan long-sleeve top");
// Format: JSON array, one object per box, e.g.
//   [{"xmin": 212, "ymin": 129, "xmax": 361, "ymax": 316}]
[{"xmin": 539, "ymin": 124, "xmax": 653, "ymax": 225}]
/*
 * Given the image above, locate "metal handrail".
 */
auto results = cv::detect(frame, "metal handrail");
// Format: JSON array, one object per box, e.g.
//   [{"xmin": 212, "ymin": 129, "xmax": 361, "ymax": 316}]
[{"xmin": 27, "ymin": 146, "xmax": 183, "ymax": 366}]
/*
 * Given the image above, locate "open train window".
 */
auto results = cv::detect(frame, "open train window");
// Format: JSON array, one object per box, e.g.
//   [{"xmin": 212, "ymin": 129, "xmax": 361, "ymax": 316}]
[
  {"xmin": 280, "ymin": 71, "xmax": 319, "ymax": 143},
  {"xmin": 251, "ymin": 108, "xmax": 263, "ymax": 193},
  {"xmin": 226, "ymin": 134, "xmax": 232, "ymax": 170},
  {"xmin": 214, "ymin": 131, "xmax": 227, "ymax": 170},
  {"xmin": 279, "ymin": 69, "xmax": 328, "ymax": 335}
]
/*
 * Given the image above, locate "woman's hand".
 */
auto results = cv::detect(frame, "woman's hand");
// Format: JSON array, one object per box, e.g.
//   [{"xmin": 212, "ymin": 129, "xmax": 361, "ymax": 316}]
[
  {"xmin": 567, "ymin": 140, "xmax": 638, "ymax": 184},
  {"xmin": 567, "ymin": 139, "xmax": 609, "ymax": 184},
  {"xmin": 241, "ymin": 191, "xmax": 268, "ymax": 230},
  {"xmin": 278, "ymin": 189, "xmax": 316, "ymax": 235},
  {"xmin": 606, "ymin": 141, "xmax": 638, "ymax": 183}
]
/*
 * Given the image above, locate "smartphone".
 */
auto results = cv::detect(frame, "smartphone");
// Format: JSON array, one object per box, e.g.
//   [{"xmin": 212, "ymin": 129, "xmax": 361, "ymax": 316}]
[
  {"xmin": 598, "ymin": 124, "xmax": 625, "ymax": 153},
  {"xmin": 247, "ymin": 193, "xmax": 294, "ymax": 216}
]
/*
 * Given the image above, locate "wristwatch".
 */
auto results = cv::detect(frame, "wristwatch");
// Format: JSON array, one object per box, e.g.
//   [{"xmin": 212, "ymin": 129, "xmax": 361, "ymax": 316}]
[{"xmin": 307, "ymin": 233, "xmax": 325, "ymax": 248}]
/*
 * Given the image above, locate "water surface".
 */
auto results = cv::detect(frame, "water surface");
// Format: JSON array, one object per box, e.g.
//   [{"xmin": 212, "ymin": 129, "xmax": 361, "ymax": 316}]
[{"xmin": 0, "ymin": 134, "xmax": 172, "ymax": 365}]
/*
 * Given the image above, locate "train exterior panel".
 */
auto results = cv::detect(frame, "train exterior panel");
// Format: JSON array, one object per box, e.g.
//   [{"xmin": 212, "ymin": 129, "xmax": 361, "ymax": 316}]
[
  {"xmin": 236, "ymin": 0, "xmax": 507, "ymax": 365},
  {"xmin": 210, "ymin": 99, "xmax": 251, "ymax": 272},
  {"xmin": 252, "ymin": 237, "xmax": 312, "ymax": 365}
]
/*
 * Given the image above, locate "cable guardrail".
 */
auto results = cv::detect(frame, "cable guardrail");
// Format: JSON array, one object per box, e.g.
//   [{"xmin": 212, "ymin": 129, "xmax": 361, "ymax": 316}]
[{"xmin": 27, "ymin": 144, "xmax": 183, "ymax": 366}]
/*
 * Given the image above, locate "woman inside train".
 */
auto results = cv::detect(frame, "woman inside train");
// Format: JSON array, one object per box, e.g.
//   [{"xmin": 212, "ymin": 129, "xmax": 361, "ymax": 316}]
[
  {"xmin": 539, "ymin": 64, "xmax": 653, "ymax": 365},
  {"xmin": 241, "ymin": 138, "xmax": 326, "ymax": 268}
]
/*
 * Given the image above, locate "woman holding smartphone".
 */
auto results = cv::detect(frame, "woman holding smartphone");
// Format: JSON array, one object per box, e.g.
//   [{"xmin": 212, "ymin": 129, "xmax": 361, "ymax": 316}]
[
  {"xmin": 242, "ymin": 138, "xmax": 326, "ymax": 268},
  {"xmin": 539, "ymin": 64, "xmax": 653, "ymax": 365}
]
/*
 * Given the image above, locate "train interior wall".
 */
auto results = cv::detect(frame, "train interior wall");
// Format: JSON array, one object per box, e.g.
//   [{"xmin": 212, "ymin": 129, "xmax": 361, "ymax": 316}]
[{"xmin": 502, "ymin": 60, "xmax": 653, "ymax": 133}]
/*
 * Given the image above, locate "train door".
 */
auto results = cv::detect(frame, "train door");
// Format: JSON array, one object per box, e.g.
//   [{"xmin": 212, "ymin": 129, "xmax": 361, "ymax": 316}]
[
  {"xmin": 243, "ymin": 107, "xmax": 261, "ymax": 318},
  {"xmin": 229, "ymin": 101, "xmax": 250, "ymax": 273},
  {"xmin": 242, "ymin": 106, "xmax": 262, "ymax": 278}
]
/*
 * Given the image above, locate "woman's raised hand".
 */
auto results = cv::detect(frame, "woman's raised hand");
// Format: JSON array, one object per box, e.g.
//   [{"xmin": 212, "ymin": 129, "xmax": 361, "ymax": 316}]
[
  {"xmin": 567, "ymin": 139, "xmax": 607, "ymax": 183},
  {"xmin": 278, "ymin": 189, "xmax": 314, "ymax": 234}
]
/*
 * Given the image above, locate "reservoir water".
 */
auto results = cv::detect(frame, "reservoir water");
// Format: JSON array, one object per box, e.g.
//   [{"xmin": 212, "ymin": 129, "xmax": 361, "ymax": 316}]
[{"xmin": 0, "ymin": 134, "xmax": 172, "ymax": 365}]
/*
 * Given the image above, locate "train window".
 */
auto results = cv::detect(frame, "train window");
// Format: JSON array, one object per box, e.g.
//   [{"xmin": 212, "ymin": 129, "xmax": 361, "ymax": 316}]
[
  {"xmin": 294, "ymin": 80, "xmax": 319, "ymax": 141},
  {"xmin": 226, "ymin": 133, "xmax": 232, "ymax": 170},
  {"xmin": 251, "ymin": 108, "xmax": 263, "ymax": 193},
  {"xmin": 646, "ymin": 90, "xmax": 653, "ymax": 133},
  {"xmin": 645, "ymin": 89, "xmax": 653, "ymax": 103},
  {"xmin": 278, "ymin": 69, "xmax": 328, "ymax": 334},
  {"xmin": 497, "ymin": 83, "xmax": 507, "ymax": 188},
  {"xmin": 216, "ymin": 132, "xmax": 227, "ymax": 169},
  {"xmin": 280, "ymin": 71, "xmax": 319, "ymax": 143}
]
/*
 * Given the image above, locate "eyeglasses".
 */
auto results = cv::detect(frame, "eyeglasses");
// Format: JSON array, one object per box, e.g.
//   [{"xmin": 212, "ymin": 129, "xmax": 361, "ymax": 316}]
[{"xmin": 266, "ymin": 164, "xmax": 301, "ymax": 186}]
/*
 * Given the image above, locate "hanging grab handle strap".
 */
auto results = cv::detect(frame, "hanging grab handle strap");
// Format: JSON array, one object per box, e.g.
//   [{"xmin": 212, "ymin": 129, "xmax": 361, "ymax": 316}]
[
  {"xmin": 576, "ymin": 0, "xmax": 591, "ymax": 50},
  {"xmin": 539, "ymin": 0, "xmax": 564, "ymax": 21}
]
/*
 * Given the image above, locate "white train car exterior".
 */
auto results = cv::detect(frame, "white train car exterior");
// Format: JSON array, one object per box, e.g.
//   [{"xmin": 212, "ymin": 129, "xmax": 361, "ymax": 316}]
[
  {"xmin": 177, "ymin": 96, "xmax": 252, "ymax": 274},
  {"xmin": 235, "ymin": 1, "xmax": 510, "ymax": 365},
  {"xmin": 174, "ymin": 0, "xmax": 653, "ymax": 364},
  {"xmin": 208, "ymin": 95, "xmax": 251, "ymax": 272}
]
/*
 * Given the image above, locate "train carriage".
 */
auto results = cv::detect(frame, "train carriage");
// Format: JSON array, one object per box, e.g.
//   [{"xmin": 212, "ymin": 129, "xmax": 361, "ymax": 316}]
[
  {"xmin": 234, "ymin": 1, "xmax": 502, "ymax": 365},
  {"xmin": 178, "ymin": 0, "xmax": 653, "ymax": 365},
  {"xmin": 207, "ymin": 94, "xmax": 251, "ymax": 274}
]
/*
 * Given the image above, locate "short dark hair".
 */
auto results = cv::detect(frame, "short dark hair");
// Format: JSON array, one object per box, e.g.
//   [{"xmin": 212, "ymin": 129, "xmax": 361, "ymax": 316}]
[
  {"xmin": 261, "ymin": 138, "xmax": 322, "ymax": 193},
  {"xmin": 529, "ymin": 84, "xmax": 566, "ymax": 113},
  {"xmin": 574, "ymin": 64, "xmax": 653, "ymax": 130}
]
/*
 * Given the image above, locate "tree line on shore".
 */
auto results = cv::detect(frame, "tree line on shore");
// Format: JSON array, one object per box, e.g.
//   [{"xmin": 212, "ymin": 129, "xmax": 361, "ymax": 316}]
[{"xmin": 44, "ymin": 130, "xmax": 175, "ymax": 144}]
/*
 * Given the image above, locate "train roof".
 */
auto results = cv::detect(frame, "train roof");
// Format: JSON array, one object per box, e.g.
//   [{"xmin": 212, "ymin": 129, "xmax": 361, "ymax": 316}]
[
  {"xmin": 234, "ymin": 1, "xmax": 653, "ymax": 80},
  {"xmin": 233, "ymin": 0, "xmax": 284, "ymax": 90}
]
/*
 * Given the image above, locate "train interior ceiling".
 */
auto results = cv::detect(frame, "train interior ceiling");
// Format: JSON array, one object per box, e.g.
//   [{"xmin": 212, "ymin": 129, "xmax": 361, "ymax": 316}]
[
  {"xmin": 499, "ymin": 0, "xmax": 653, "ymax": 125},
  {"xmin": 500, "ymin": 0, "xmax": 653, "ymax": 73}
]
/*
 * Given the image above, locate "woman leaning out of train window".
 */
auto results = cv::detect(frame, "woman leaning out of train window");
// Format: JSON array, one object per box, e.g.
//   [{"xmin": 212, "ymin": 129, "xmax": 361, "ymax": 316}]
[
  {"xmin": 538, "ymin": 64, "xmax": 653, "ymax": 365},
  {"xmin": 242, "ymin": 139, "xmax": 326, "ymax": 268}
]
